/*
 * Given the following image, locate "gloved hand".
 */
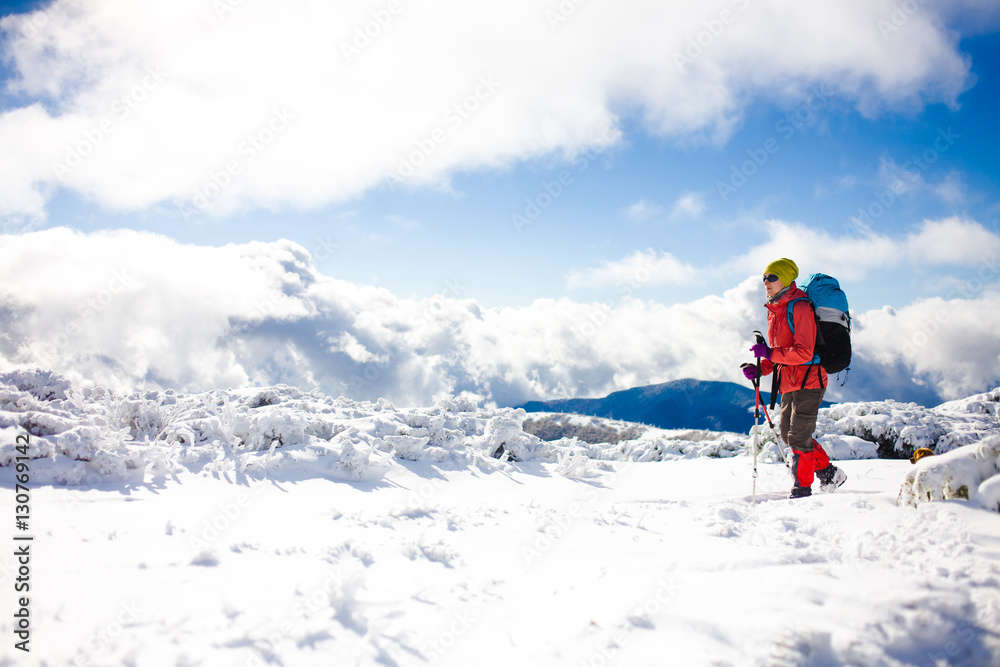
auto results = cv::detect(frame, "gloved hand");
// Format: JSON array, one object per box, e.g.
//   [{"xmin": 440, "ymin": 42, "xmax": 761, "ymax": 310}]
[
  {"xmin": 750, "ymin": 342, "xmax": 771, "ymax": 359},
  {"xmin": 741, "ymin": 363, "xmax": 758, "ymax": 381}
]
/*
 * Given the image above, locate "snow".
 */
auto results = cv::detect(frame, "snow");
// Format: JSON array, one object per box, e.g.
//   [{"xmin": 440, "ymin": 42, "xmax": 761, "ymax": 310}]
[
  {"xmin": 899, "ymin": 436, "xmax": 1000, "ymax": 508},
  {"xmin": 2, "ymin": 370, "xmax": 1000, "ymax": 666},
  {"xmin": 817, "ymin": 387, "xmax": 1000, "ymax": 459}
]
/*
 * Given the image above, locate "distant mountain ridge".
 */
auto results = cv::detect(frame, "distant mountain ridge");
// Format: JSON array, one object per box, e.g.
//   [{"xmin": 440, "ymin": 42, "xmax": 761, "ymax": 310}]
[{"xmin": 517, "ymin": 379, "xmax": 783, "ymax": 433}]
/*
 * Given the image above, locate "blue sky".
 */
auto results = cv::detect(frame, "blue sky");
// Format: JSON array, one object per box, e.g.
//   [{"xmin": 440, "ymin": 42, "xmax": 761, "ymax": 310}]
[{"xmin": 2, "ymin": 1, "xmax": 1000, "ymax": 406}]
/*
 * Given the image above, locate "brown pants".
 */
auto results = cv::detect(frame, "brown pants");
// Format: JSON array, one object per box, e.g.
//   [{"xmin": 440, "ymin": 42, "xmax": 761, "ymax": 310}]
[{"xmin": 779, "ymin": 388, "xmax": 826, "ymax": 453}]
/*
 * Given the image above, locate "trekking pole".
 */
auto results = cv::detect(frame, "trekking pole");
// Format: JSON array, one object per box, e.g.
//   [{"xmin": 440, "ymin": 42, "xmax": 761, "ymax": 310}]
[
  {"xmin": 751, "ymin": 374, "xmax": 760, "ymax": 503},
  {"xmin": 752, "ymin": 330, "xmax": 789, "ymax": 465},
  {"xmin": 757, "ymin": 398, "xmax": 788, "ymax": 465},
  {"xmin": 751, "ymin": 330, "xmax": 764, "ymax": 503}
]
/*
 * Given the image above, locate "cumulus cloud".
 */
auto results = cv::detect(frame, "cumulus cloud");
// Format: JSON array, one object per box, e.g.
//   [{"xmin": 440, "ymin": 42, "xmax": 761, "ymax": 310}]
[
  {"xmin": 626, "ymin": 199, "xmax": 662, "ymax": 221},
  {"xmin": 2, "ymin": 227, "xmax": 997, "ymax": 407},
  {"xmin": 0, "ymin": 228, "xmax": 760, "ymax": 406},
  {"xmin": 854, "ymin": 284, "xmax": 1000, "ymax": 400},
  {"xmin": 670, "ymin": 192, "xmax": 706, "ymax": 219},
  {"xmin": 727, "ymin": 217, "xmax": 1000, "ymax": 282},
  {"xmin": 0, "ymin": 0, "xmax": 982, "ymax": 220},
  {"xmin": 565, "ymin": 249, "xmax": 699, "ymax": 291}
]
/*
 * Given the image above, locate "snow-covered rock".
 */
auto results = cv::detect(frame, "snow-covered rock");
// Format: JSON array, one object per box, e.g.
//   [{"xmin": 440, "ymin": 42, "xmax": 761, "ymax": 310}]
[
  {"xmin": 897, "ymin": 436, "xmax": 1000, "ymax": 509},
  {"xmin": 818, "ymin": 388, "xmax": 1000, "ymax": 459}
]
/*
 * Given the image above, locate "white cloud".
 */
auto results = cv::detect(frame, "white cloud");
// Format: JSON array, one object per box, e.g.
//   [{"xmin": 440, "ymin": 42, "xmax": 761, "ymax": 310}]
[
  {"xmin": 727, "ymin": 217, "xmax": 1000, "ymax": 282},
  {"xmin": 875, "ymin": 156, "xmax": 968, "ymax": 206},
  {"xmin": 626, "ymin": 199, "xmax": 662, "ymax": 221},
  {"xmin": 0, "ymin": 0, "xmax": 982, "ymax": 220},
  {"xmin": 877, "ymin": 155, "xmax": 922, "ymax": 197},
  {"xmin": 0, "ymin": 228, "xmax": 759, "ymax": 406},
  {"xmin": 932, "ymin": 171, "xmax": 968, "ymax": 205},
  {"xmin": 1, "ymin": 228, "xmax": 998, "ymax": 406},
  {"xmin": 565, "ymin": 249, "xmax": 698, "ymax": 291},
  {"xmin": 902, "ymin": 217, "xmax": 1000, "ymax": 265},
  {"xmin": 670, "ymin": 191, "xmax": 706, "ymax": 219},
  {"xmin": 854, "ymin": 284, "xmax": 1000, "ymax": 400}
]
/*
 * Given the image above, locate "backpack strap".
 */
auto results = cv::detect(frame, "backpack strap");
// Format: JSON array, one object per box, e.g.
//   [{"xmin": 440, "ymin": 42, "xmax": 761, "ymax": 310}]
[
  {"xmin": 769, "ymin": 365, "xmax": 779, "ymax": 411},
  {"xmin": 786, "ymin": 298, "xmax": 823, "ymax": 389}
]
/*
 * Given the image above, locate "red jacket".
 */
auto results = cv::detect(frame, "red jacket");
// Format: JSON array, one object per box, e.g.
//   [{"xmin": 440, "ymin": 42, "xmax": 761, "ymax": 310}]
[{"xmin": 760, "ymin": 282, "xmax": 827, "ymax": 393}]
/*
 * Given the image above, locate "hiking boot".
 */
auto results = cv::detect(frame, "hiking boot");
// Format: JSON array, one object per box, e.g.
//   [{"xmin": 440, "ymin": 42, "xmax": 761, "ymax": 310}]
[
  {"xmin": 789, "ymin": 486, "xmax": 812, "ymax": 499},
  {"xmin": 816, "ymin": 464, "xmax": 847, "ymax": 492}
]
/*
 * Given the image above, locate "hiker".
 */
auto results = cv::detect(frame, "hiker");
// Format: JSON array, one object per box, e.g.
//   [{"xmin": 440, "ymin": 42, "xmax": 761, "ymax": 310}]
[{"xmin": 742, "ymin": 258, "xmax": 847, "ymax": 498}]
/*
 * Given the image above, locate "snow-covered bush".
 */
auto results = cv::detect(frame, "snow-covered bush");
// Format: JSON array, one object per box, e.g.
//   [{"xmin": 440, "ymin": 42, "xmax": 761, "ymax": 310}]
[
  {"xmin": 483, "ymin": 408, "xmax": 538, "ymax": 461},
  {"xmin": 0, "ymin": 370, "xmax": 544, "ymax": 484},
  {"xmin": 897, "ymin": 436, "xmax": 1000, "ymax": 511},
  {"xmin": 1, "ymin": 368, "xmax": 71, "ymax": 401},
  {"xmin": 3, "ymin": 369, "xmax": 998, "ymax": 486},
  {"xmin": 818, "ymin": 388, "xmax": 1000, "ymax": 459}
]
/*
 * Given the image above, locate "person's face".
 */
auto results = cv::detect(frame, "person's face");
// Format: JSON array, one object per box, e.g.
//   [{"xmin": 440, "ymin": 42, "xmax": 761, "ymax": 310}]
[{"xmin": 763, "ymin": 273, "xmax": 785, "ymax": 298}]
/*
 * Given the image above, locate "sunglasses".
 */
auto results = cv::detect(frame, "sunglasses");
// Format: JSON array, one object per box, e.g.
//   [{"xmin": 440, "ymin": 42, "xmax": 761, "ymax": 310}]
[{"xmin": 763, "ymin": 274, "xmax": 780, "ymax": 283}]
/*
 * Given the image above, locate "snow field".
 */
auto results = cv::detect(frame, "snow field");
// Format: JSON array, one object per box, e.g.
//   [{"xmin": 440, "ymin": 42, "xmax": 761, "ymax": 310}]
[
  {"xmin": 2, "ymin": 371, "xmax": 1000, "ymax": 665},
  {"xmin": 3, "ymin": 457, "xmax": 1000, "ymax": 666}
]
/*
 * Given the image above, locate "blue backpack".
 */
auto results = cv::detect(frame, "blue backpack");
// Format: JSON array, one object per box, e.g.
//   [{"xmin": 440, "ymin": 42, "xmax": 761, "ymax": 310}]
[{"xmin": 787, "ymin": 273, "xmax": 852, "ymax": 380}]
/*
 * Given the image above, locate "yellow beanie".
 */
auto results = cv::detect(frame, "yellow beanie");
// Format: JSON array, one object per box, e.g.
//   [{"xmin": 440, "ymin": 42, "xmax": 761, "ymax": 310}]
[{"xmin": 764, "ymin": 258, "xmax": 798, "ymax": 287}]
